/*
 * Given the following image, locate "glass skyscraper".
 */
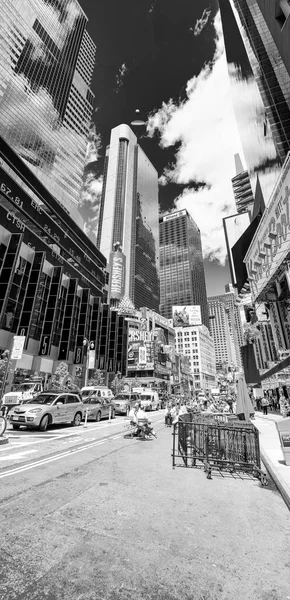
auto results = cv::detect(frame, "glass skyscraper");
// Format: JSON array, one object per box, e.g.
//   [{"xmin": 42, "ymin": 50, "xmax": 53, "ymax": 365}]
[
  {"xmin": 97, "ymin": 124, "xmax": 160, "ymax": 312},
  {"xmin": 219, "ymin": 0, "xmax": 283, "ymax": 207},
  {"xmin": 0, "ymin": 0, "xmax": 96, "ymax": 226},
  {"xmin": 159, "ymin": 209, "xmax": 209, "ymax": 329}
]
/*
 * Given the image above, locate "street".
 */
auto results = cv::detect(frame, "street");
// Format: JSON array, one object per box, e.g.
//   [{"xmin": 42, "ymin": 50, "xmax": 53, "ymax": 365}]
[{"xmin": 0, "ymin": 411, "xmax": 290, "ymax": 600}]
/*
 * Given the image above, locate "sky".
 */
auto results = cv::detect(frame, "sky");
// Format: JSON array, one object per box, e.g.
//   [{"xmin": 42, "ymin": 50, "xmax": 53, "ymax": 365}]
[{"xmin": 78, "ymin": 0, "xmax": 245, "ymax": 296}]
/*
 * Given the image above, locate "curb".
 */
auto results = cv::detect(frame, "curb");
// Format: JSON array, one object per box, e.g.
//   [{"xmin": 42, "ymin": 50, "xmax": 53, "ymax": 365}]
[{"xmin": 260, "ymin": 447, "xmax": 290, "ymax": 512}]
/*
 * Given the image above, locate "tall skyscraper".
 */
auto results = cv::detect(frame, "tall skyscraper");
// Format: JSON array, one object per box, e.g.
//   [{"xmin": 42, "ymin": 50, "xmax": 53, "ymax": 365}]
[
  {"xmin": 97, "ymin": 124, "xmax": 160, "ymax": 312},
  {"xmin": 159, "ymin": 209, "xmax": 209, "ymax": 329},
  {"xmin": 0, "ymin": 0, "xmax": 96, "ymax": 226},
  {"xmin": 208, "ymin": 285, "xmax": 243, "ymax": 370},
  {"xmin": 219, "ymin": 0, "xmax": 282, "ymax": 206},
  {"xmin": 231, "ymin": 154, "xmax": 254, "ymax": 214}
]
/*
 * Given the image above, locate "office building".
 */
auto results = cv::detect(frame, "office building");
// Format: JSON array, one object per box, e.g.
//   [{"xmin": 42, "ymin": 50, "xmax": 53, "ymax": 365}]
[
  {"xmin": 0, "ymin": 0, "xmax": 96, "ymax": 225},
  {"xmin": 219, "ymin": 0, "xmax": 282, "ymax": 207},
  {"xmin": 0, "ymin": 136, "xmax": 128, "ymax": 392},
  {"xmin": 175, "ymin": 325, "xmax": 216, "ymax": 391},
  {"xmin": 159, "ymin": 209, "xmax": 209, "ymax": 328},
  {"xmin": 97, "ymin": 124, "xmax": 159, "ymax": 312},
  {"xmin": 208, "ymin": 285, "xmax": 243, "ymax": 371},
  {"xmin": 231, "ymin": 154, "xmax": 255, "ymax": 214}
]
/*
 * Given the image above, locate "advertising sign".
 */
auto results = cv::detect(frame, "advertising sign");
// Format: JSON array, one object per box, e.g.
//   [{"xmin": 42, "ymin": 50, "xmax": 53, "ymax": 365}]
[
  {"xmin": 11, "ymin": 336, "xmax": 25, "ymax": 360},
  {"xmin": 245, "ymin": 152, "xmax": 290, "ymax": 302},
  {"xmin": 88, "ymin": 350, "xmax": 95, "ymax": 369},
  {"xmin": 163, "ymin": 209, "xmax": 186, "ymax": 222},
  {"xmin": 172, "ymin": 305, "xmax": 202, "ymax": 327},
  {"xmin": 109, "ymin": 250, "xmax": 126, "ymax": 300},
  {"xmin": 127, "ymin": 339, "xmax": 154, "ymax": 371},
  {"xmin": 223, "ymin": 212, "xmax": 250, "ymax": 286}
]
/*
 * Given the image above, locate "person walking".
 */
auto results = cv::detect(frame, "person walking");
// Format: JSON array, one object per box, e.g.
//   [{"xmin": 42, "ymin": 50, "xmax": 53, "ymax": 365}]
[{"xmin": 261, "ymin": 395, "xmax": 269, "ymax": 415}]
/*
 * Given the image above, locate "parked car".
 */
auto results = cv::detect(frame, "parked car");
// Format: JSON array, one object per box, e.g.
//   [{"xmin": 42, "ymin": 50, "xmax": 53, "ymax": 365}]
[
  {"xmin": 114, "ymin": 393, "xmax": 140, "ymax": 415},
  {"xmin": 80, "ymin": 386, "xmax": 114, "ymax": 401},
  {"xmin": 83, "ymin": 396, "xmax": 115, "ymax": 421},
  {"xmin": 9, "ymin": 391, "xmax": 84, "ymax": 431}
]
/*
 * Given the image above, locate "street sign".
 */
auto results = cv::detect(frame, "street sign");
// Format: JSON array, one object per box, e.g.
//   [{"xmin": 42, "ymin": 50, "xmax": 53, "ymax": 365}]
[{"xmin": 11, "ymin": 336, "xmax": 25, "ymax": 360}]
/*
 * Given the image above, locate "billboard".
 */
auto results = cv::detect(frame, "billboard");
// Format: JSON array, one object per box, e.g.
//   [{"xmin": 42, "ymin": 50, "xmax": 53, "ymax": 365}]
[
  {"xmin": 223, "ymin": 212, "xmax": 251, "ymax": 287},
  {"xmin": 172, "ymin": 305, "xmax": 201, "ymax": 327},
  {"xmin": 163, "ymin": 209, "xmax": 187, "ymax": 222},
  {"xmin": 109, "ymin": 250, "xmax": 126, "ymax": 300}
]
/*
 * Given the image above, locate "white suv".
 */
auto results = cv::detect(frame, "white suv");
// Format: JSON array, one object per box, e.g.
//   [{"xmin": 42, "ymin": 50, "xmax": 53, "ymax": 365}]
[{"xmin": 9, "ymin": 392, "xmax": 84, "ymax": 432}]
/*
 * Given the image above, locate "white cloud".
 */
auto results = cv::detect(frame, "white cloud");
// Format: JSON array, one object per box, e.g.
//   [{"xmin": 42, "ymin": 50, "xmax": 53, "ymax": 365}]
[
  {"xmin": 192, "ymin": 8, "xmax": 211, "ymax": 37},
  {"xmin": 147, "ymin": 12, "xmax": 243, "ymax": 264}
]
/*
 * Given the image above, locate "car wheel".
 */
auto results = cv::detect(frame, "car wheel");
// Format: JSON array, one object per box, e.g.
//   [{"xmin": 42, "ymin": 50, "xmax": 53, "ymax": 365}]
[
  {"xmin": 12, "ymin": 424, "xmax": 20, "ymax": 430},
  {"xmin": 39, "ymin": 415, "xmax": 49, "ymax": 432},
  {"xmin": 72, "ymin": 412, "xmax": 82, "ymax": 427},
  {"xmin": 111, "ymin": 409, "xmax": 115, "ymax": 419},
  {"xmin": 95, "ymin": 411, "xmax": 102, "ymax": 422}
]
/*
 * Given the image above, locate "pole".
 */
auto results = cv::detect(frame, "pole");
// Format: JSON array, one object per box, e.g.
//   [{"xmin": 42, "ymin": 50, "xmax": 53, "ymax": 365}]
[
  {"xmin": 83, "ymin": 407, "xmax": 88, "ymax": 428},
  {"xmin": 0, "ymin": 338, "xmax": 14, "ymax": 400}
]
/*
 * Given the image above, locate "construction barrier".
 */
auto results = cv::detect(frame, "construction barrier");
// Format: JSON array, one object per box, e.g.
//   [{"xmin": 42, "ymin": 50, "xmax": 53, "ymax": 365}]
[{"xmin": 172, "ymin": 413, "xmax": 268, "ymax": 486}]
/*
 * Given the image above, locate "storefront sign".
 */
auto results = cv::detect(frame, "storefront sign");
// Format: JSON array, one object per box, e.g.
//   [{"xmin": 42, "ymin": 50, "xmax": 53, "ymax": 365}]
[
  {"xmin": 128, "ymin": 329, "xmax": 154, "ymax": 342},
  {"xmin": 245, "ymin": 152, "xmax": 290, "ymax": 301},
  {"xmin": 109, "ymin": 250, "xmax": 126, "ymax": 300}
]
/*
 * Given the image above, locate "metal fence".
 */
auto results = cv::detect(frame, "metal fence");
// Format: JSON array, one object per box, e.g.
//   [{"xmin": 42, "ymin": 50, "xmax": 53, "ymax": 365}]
[{"xmin": 172, "ymin": 414, "xmax": 268, "ymax": 486}]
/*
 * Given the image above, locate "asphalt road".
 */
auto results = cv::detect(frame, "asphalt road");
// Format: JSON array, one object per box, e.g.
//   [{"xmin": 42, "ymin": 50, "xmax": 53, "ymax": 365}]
[{"xmin": 1, "ymin": 412, "xmax": 290, "ymax": 600}]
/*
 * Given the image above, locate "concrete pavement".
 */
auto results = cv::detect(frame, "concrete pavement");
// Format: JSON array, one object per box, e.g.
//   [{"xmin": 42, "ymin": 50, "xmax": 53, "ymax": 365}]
[
  {"xmin": 254, "ymin": 412, "xmax": 290, "ymax": 511},
  {"xmin": 1, "ymin": 418, "xmax": 290, "ymax": 599}
]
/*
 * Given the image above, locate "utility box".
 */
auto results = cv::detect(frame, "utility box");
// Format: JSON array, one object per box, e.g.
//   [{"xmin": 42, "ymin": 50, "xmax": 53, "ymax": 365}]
[{"xmin": 276, "ymin": 418, "xmax": 290, "ymax": 466}]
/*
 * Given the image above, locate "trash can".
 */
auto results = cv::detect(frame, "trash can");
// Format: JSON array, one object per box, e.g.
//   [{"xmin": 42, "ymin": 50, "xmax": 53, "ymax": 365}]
[{"xmin": 276, "ymin": 417, "xmax": 290, "ymax": 466}]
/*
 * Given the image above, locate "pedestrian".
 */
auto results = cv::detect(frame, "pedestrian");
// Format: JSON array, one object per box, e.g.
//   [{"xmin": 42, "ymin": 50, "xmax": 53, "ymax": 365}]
[{"xmin": 261, "ymin": 395, "xmax": 269, "ymax": 415}]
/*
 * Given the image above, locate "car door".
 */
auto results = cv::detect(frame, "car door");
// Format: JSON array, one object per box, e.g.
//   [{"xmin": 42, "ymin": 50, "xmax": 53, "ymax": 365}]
[
  {"xmin": 64, "ymin": 394, "xmax": 77, "ymax": 422},
  {"xmin": 101, "ymin": 393, "xmax": 109, "ymax": 418},
  {"xmin": 52, "ymin": 395, "xmax": 67, "ymax": 423}
]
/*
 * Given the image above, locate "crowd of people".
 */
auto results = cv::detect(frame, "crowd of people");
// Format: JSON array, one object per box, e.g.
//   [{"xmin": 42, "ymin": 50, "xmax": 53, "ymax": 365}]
[{"xmin": 164, "ymin": 395, "xmax": 237, "ymax": 426}]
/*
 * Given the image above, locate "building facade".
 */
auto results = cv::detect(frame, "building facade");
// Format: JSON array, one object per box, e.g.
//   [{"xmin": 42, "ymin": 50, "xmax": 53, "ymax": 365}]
[
  {"xmin": 208, "ymin": 285, "xmax": 243, "ymax": 371},
  {"xmin": 159, "ymin": 209, "xmax": 209, "ymax": 328},
  {"xmin": 219, "ymin": 0, "xmax": 282, "ymax": 207},
  {"xmin": 0, "ymin": 137, "xmax": 127, "ymax": 392},
  {"xmin": 175, "ymin": 325, "xmax": 216, "ymax": 391},
  {"xmin": 97, "ymin": 124, "xmax": 160, "ymax": 312},
  {"xmin": 0, "ymin": 0, "xmax": 96, "ymax": 225}
]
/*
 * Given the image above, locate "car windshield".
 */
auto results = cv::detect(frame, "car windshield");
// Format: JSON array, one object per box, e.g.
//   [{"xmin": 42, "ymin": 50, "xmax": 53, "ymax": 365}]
[
  {"xmin": 115, "ymin": 395, "xmax": 129, "ymax": 401},
  {"xmin": 83, "ymin": 397, "xmax": 100, "ymax": 404},
  {"xmin": 27, "ymin": 394, "xmax": 57, "ymax": 405},
  {"xmin": 15, "ymin": 383, "xmax": 35, "ymax": 392},
  {"xmin": 141, "ymin": 395, "xmax": 152, "ymax": 401}
]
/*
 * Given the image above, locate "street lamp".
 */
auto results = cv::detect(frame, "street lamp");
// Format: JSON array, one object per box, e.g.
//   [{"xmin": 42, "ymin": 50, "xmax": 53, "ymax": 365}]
[
  {"xmin": 131, "ymin": 109, "xmax": 147, "ymax": 127},
  {"xmin": 83, "ymin": 338, "xmax": 95, "ymax": 387}
]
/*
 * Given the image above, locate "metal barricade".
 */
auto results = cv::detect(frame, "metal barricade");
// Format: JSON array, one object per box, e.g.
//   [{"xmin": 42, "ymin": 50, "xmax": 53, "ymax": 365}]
[{"xmin": 172, "ymin": 415, "xmax": 268, "ymax": 485}]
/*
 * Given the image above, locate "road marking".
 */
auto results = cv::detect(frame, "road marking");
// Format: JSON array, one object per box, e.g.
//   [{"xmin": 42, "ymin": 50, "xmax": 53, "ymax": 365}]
[
  {"xmin": 0, "ymin": 416, "xmax": 165, "ymax": 474},
  {"xmin": 0, "ymin": 439, "xmax": 108, "ymax": 479},
  {"xmin": 0, "ymin": 449, "xmax": 37, "ymax": 461}
]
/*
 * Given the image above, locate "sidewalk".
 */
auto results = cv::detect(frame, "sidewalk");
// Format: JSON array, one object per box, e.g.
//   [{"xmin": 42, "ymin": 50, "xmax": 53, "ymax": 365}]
[{"xmin": 253, "ymin": 412, "xmax": 290, "ymax": 511}]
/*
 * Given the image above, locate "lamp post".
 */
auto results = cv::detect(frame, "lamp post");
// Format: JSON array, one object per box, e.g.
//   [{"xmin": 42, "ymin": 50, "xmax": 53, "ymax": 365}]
[{"xmin": 83, "ymin": 338, "xmax": 95, "ymax": 387}]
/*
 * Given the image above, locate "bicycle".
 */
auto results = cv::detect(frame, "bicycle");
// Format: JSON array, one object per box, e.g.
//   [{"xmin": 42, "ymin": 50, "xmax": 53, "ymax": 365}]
[{"xmin": 0, "ymin": 413, "xmax": 7, "ymax": 437}]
